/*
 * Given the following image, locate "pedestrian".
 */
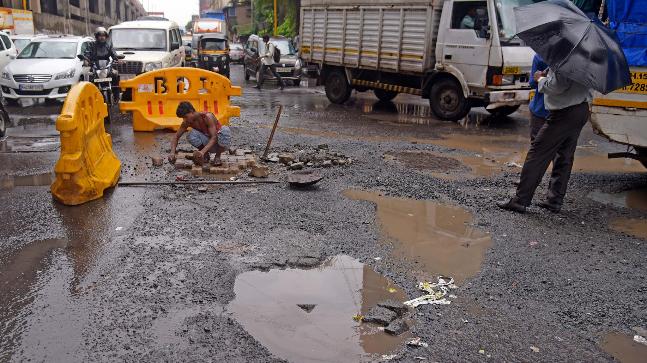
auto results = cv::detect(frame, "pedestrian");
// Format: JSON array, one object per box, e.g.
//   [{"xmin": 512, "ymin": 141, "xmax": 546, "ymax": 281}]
[
  {"xmin": 528, "ymin": 54, "xmax": 549, "ymax": 142},
  {"xmin": 570, "ymin": 0, "xmax": 603, "ymax": 19},
  {"xmin": 254, "ymin": 35, "xmax": 285, "ymax": 90},
  {"xmin": 167, "ymin": 102, "xmax": 232, "ymax": 167},
  {"xmin": 497, "ymin": 69, "xmax": 593, "ymax": 213}
]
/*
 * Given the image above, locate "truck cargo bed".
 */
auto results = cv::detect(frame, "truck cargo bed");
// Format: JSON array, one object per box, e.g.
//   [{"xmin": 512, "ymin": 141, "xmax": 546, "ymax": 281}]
[{"xmin": 300, "ymin": 3, "xmax": 442, "ymax": 75}]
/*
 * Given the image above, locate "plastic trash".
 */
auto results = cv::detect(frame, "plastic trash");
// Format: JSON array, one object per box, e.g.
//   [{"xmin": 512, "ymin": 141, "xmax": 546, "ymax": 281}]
[
  {"xmin": 404, "ymin": 276, "xmax": 458, "ymax": 307},
  {"xmin": 634, "ymin": 335, "xmax": 647, "ymax": 346},
  {"xmin": 406, "ymin": 337, "xmax": 429, "ymax": 348}
]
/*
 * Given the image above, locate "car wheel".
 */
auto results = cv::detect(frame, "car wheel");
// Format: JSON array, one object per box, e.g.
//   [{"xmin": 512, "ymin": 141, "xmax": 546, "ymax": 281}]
[
  {"xmin": 325, "ymin": 69, "xmax": 352, "ymax": 104},
  {"xmin": 486, "ymin": 105, "xmax": 520, "ymax": 118},
  {"xmin": 293, "ymin": 79, "xmax": 301, "ymax": 87},
  {"xmin": 636, "ymin": 147, "xmax": 647, "ymax": 169},
  {"xmin": 429, "ymin": 78, "xmax": 470, "ymax": 121},
  {"xmin": 373, "ymin": 89, "xmax": 398, "ymax": 102}
]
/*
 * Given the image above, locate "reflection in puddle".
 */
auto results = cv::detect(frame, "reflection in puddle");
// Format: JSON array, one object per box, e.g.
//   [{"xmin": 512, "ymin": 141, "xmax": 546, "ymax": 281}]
[
  {"xmin": 610, "ymin": 218, "xmax": 647, "ymax": 240},
  {"xmin": 344, "ymin": 190, "xmax": 491, "ymax": 284},
  {"xmin": 0, "ymin": 172, "xmax": 55, "ymax": 189},
  {"xmin": 0, "ymin": 136, "xmax": 60, "ymax": 153},
  {"xmin": 588, "ymin": 188, "xmax": 647, "ymax": 211},
  {"xmin": 601, "ymin": 333, "xmax": 647, "ymax": 363},
  {"xmin": 228, "ymin": 255, "xmax": 409, "ymax": 363}
]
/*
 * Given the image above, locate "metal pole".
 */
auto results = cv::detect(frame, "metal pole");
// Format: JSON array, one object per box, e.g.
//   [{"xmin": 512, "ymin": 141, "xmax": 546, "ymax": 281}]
[
  {"xmin": 23, "ymin": 0, "xmax": 27, "ymax": 10},
  {"xmin": 119, "ymin": 180, "xmax": 280, "ymax": 186},
  {"xmin": 262, "ymin": 105, "xmax": 283, "ymax": 160},
  {"xmin": 273, "ymin": 0, "xmax": 277, "ymax": 35}
]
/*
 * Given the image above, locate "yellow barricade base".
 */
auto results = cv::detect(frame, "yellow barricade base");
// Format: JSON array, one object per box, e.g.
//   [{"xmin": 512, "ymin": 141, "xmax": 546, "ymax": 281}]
[
  {"xmin": 51, "ymin": 82, "xmax": 121, "ymax": 206},
  {"xmin": 119, "ymin": 68, "xmax": 242, "ymax": 132}
]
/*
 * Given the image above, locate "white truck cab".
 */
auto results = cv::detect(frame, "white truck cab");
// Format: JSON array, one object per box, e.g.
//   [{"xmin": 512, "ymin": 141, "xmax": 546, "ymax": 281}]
[{"xmin": 109, "ymin": 19, "xmax": 185, "ymax": 81}]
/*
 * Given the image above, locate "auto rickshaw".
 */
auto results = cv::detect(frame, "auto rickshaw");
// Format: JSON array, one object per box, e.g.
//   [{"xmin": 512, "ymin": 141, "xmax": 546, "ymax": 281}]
[{"xmin": 195, "ymin": 34, "xmax": 230, "ymax": 78}]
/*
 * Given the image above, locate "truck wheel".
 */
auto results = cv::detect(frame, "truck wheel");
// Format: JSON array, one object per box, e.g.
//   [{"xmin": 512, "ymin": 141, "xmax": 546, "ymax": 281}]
[
  {"xmin": 429, "ymin": 79, "xmax": 470, "ymax": 121},
  {"xmin": 374, "ymin": 89, "xmax": 398, "ymax": 102},
  {"xmin": 325, "ymin": 70, "xmax": 351, "ymax": 104},
  {"xmin": 487, "ymin": 105, "xmax": 520, "ymax": 117}
]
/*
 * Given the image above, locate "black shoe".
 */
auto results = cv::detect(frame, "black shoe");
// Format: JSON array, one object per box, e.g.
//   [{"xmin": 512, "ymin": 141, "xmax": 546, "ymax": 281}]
[
  {"xmin": 537, "ymin": 201, "xmax": 561, "ymax": 213},
  {"xmin": 280, "ymin": 84, "xmax": 284, "ymax": 90},
  {"xmin": 254, "ymin": 85, "xmax": 261, "ymax": 90},
  {"xmin": 497, "ymin": 199, "xmax": 526, "ymax": 213}
]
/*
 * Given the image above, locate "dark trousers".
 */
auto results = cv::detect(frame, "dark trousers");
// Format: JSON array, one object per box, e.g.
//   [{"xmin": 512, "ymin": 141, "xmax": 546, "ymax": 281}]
[
  {"xmin": 514, "ymin": 102, "xmax": 590, "ymax": 207},
  {"xmin": 257, "ymin": 64, "xmax": 284, "ymax": 88}
]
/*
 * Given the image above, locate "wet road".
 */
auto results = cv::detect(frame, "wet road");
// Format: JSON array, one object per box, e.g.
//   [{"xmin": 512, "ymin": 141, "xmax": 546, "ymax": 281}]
[{"xmin": 1, "ymin": 65, "xmax": 646, "ymax": 362}]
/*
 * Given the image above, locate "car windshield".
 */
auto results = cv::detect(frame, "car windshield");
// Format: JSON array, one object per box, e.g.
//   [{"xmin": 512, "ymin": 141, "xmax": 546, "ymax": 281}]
[
  {"xmin": 495, "ymin": 0, "xmax": 537, "ymax": 41},
  {"xmin": 201, "ymin": 38, "xmax": 227, "ymax": 51},
  {"xmin": 18, "ymin": 41, "xmax": 77, "ymax": 59},
  {"xmin": 13, "ymin": 39, "xmax": 31, "ymax": 51},
  {"xmin": 111, "ymin": 29, "xmax": 167, "ymax": 51},
  {"xmin": 231, "ymin": 44, "xmax": 243, "ymax": 50},
  {"xmin": 273, "ymin": 40, "xmax": 295, "ymax": 56}
]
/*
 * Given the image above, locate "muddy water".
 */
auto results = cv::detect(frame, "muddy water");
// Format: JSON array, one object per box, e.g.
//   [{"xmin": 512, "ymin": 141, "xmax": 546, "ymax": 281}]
[
  {"xmin": 610, "ymin": 218, "xmax": 647, "ymax": 240},
  {"xmin": 601, "ymin": 333, "xmax": 647, "ymax": 363},
  {"xmin": 228, "ymin": 255, "xmax": 410, "ymax": 363},
  {"xmin": 344, "ymin": 190, "xmax": 491, "ymax": 284},
  {"xmin": 589, "ymin": 188, "xmax": 647, "ymax": 211}
]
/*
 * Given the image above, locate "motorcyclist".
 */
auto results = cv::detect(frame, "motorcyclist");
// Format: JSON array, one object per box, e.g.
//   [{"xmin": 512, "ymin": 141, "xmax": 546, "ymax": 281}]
[{"xmin": 84, "ymin": 27, "xmax": 121, "ymax": 101}]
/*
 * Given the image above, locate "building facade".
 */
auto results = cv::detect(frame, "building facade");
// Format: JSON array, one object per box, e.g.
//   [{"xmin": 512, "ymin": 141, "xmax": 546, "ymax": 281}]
[{"xmin": 0, "ymin": 0, "xmax": 146, "ymax": 35}]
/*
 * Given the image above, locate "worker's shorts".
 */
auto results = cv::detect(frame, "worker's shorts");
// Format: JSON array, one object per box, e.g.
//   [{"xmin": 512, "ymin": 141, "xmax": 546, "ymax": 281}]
[{"xmin": 187, "ymin": 127, "xmax": 232, "ymax": 151}]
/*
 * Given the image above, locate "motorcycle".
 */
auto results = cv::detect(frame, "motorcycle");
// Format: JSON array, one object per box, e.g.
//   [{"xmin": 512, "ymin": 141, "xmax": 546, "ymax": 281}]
[
  {"xmin": 0, "ymin": 91, "xmax": 10, "ymax": 138},
  {"xmin": 78, "ymin": 54, "xmax": 125, "ymax": 123}
]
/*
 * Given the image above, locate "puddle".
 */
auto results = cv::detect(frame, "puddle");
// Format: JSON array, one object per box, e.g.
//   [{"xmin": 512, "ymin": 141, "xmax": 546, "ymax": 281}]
[
  {"xmin": 385, "ymin": 151, "xmax": 507, "ymax": 179},
  {"xmin": 601, "ymin": 332, "xmax": 647, "ymax": 363},
  {"xmin": 344, "ymin": 190, "xmax": 491, "ymax": 284},
  {"xmin": 228, "ymin": 255, "xmax": 410, "ymax": 363},
  {"xmin": 589, "ymin": 188, "xmax": 647, "ymax": 211},
  {"xmin": 0, "ymin": 135, "xmax": 60, "ymax": 153},
  {"xmin": 572, "ymin": 150, "xmax": 645, "ymax": 174},
  {"xmin": 0, "ymin": 172, "xmax": 55, "ymax": 189},
  {"xmin": 610, "ymin": 218, "xmax": 647, "ymax": 240}
]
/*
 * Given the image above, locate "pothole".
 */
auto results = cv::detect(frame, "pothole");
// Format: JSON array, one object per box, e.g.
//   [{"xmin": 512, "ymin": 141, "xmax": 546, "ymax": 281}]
[
  {"xmin": 600, "ymin": 332, "xmax": 647, "ymax": 363},
  {"xmin": 228, "ymin": 255, "xmax": 411, "ymax": 363},
  {"xmin": 0, "ymin": 172, "xmax": 55, "ymax": 189},
  {"xmin": 344, "ymin": 189, "xmax": 492, "ymax": 284}
]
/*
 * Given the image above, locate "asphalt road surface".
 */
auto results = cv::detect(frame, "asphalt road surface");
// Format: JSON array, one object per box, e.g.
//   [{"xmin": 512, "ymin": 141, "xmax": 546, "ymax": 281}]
[{"xmin": 1, "ymin": 65, "xmax": 646, "ymax": 362}]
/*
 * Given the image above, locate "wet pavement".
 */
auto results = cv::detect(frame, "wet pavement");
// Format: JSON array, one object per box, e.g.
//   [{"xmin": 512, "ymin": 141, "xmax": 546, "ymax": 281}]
[{"xmin": 1, "ymin": 64, "xmax": 646, "ymax": 362}]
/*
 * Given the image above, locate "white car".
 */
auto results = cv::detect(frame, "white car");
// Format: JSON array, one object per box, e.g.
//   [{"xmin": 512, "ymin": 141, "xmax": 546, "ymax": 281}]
[
  {"xmin": 10, "ymin": 34, "xmax": 46, "ymax": 53},
  {"xmin": 0, "ymin": 36, "xmax": 92, "ymax": 103},
  {"xmin": 0, "ymin": 32, "xmax": 17, "ymax": 72},
  {"xmin": 109, "ymin": 19, "xmax": 185, "ymax": 81}
]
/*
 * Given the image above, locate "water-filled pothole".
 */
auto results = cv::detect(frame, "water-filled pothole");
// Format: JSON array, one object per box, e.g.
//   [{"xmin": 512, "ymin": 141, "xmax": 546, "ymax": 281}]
[
  {"xmin": 228, "ymin": 255, "xmax": 410, "ymax": 362},
  {"xmin": 0, "ymin": 173, "xmax": 55, "ymax": 189},
  {"xmin": 600, "ymin": 332, "xmax": 647, "ymax": 363},
  {"xmin": 344, "ymin": 189, "xmax": 491, "ymax": 284}
]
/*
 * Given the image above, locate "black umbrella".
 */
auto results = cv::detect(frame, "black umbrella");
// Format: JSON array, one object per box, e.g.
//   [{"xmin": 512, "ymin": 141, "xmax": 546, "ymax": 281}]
[{"xmin": 514, "ymin": 0, "xmax": 631, "ymax": 94}]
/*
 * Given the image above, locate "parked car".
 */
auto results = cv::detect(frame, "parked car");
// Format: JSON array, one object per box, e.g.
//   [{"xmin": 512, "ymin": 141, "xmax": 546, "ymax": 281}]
[
  {"xmin": 0, "ymin": 36, "xmax": 92, "ymax": 104},
  {"xmin": 0, "ymin": 32, "xmax": 17, "ymax": 72},
  {"xmin": 109, "ymin": 19, "xmax": 185, "ymax": 81},
  {"xmin": 10, "ymin": 34, "xmax": 45, "ymax": 53},
  {"xmin": 229, "ymin": 42, "xmax": 244, "ymax": 63},
  {"xmin": 244, "ymin": 35, "xmax": 302, "ymax": 86}
]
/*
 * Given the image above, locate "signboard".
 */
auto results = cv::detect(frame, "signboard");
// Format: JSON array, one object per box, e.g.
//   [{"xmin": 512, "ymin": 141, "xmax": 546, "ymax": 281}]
[
  {"xmin": 193, "ymin": 19, "xmax": 224, "ymax": 34},
  {"xmin": 0, "ymin": 7, "xmax": 34, "ymax": 35}
]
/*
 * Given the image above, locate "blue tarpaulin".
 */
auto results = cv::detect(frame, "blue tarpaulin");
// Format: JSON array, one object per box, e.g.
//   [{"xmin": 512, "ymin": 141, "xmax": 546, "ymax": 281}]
[{"xmin": 607, "ymin": 0, "xmax": 647, "ymax": 66}]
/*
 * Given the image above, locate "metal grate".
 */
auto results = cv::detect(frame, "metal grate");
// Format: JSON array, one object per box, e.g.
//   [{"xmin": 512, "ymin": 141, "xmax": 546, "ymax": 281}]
[
  {"xmin": 116, "ymin": 61, "xmax": 143, "ymax": 75},
  {"xmin": 15, "ymin": 89, "xmax": 51, "ymax": 96},
  {"xmin": 13, "ymin": 74, "xmax": 52, "ymax": 83}
]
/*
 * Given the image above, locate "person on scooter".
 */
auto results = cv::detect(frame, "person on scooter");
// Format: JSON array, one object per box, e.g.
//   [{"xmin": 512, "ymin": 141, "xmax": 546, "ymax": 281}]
[{"xmin": 84, "ymin": 27, "xmax": 122, "ymax": 101}]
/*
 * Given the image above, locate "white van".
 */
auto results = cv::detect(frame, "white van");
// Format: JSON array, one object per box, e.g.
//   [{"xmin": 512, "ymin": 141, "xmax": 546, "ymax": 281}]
[{"xmin": 109, "ymin": 19, "xmax": 185, "ymax": 80}]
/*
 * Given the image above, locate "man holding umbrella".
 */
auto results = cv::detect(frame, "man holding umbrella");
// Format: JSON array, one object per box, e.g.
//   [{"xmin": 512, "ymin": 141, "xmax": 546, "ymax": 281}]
[{"xmin": 498, "ymin": 0, "xmax": 631, "ymax": 213}]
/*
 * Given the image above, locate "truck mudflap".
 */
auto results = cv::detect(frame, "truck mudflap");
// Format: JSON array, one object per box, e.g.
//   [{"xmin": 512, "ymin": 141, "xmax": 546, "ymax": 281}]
[{"xmin": 485, "ymin": 89, "xmax": 531, "ymax": 109}]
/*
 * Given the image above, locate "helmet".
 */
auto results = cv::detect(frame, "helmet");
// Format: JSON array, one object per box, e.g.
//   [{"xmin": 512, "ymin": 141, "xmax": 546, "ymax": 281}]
[{"xmin": 94, "ymin": 27, "xmax": 108, "ymax": 39}]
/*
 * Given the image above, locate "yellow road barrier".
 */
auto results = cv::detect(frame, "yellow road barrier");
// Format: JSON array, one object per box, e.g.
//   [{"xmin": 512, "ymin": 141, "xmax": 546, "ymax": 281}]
[
  {"xmin": 119, "ymin": 68, "xmax": 242, "ymax": 132},
  {"xmin": 51, "ymin": 82, "xmax": 121, "ymax": 206}
]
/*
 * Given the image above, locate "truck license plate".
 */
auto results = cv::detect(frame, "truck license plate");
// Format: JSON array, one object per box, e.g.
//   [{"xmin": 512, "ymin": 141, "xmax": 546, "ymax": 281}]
[
  {"xmin": 94, "ymin": 78, "xmax": 111, "ymax": 83},
  {"xmin": 619, "ymin": 71, "xmax": 647, "ymax": 94},
  {"xmin": 19, "ymin": 84, "xmax": 44, "ymax": 91}
]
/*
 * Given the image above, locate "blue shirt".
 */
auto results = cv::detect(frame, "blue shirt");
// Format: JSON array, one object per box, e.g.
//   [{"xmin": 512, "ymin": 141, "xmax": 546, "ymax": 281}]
[{"xmin": 529, "ymin": 55, "xmax": 549, "ymax": 119}]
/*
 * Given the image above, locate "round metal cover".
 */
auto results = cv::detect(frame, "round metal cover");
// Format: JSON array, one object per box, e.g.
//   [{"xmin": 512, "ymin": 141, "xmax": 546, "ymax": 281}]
[{"xmin": 287, "ymin": 170, "xmax": 323, "ymax": 187}]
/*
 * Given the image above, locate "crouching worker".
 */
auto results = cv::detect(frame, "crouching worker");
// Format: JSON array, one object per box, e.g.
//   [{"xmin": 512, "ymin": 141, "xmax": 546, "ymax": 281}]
[{"xmin": 168, "ymin": 101, "xmax": 232, "ymax": 166}]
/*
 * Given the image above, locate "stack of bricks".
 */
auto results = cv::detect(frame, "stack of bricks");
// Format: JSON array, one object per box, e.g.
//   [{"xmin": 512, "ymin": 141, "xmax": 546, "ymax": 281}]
[{"xmin": 176, "ymin": 152, "xmax": 257, "ymax": 176}]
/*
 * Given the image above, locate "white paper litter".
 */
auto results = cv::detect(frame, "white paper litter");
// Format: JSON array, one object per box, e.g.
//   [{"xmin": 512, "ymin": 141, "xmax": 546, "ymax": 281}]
[{"xmin": 404, "ymin": 276, "xmax": 458, "ymax": 307}]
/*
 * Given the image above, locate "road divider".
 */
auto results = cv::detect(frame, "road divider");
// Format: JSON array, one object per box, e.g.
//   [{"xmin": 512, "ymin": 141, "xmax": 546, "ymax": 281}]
[
  {"xmin": 119, "ymin": 68, "xmax": 242, "ymax": 132},
  {"xmin": 51, "ymin": 82, "xmax": 121, "ymax": 206}
]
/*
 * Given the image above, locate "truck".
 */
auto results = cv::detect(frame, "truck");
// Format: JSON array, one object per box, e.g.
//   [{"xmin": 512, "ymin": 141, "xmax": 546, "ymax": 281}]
[
  {"xmin": 299, "ymin": 0, "xmax": 535, "ymax": 121},
  {"xmin": 0, "ymin": 8, "xmax": 35, "ymax": 35},
  {"xmin": 191, "ymin": 12, "xmax": 227, "ymax": 66},
  {"xmin": 589, "ymin": 0, "xmax": 647, "ymax": 168}
]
